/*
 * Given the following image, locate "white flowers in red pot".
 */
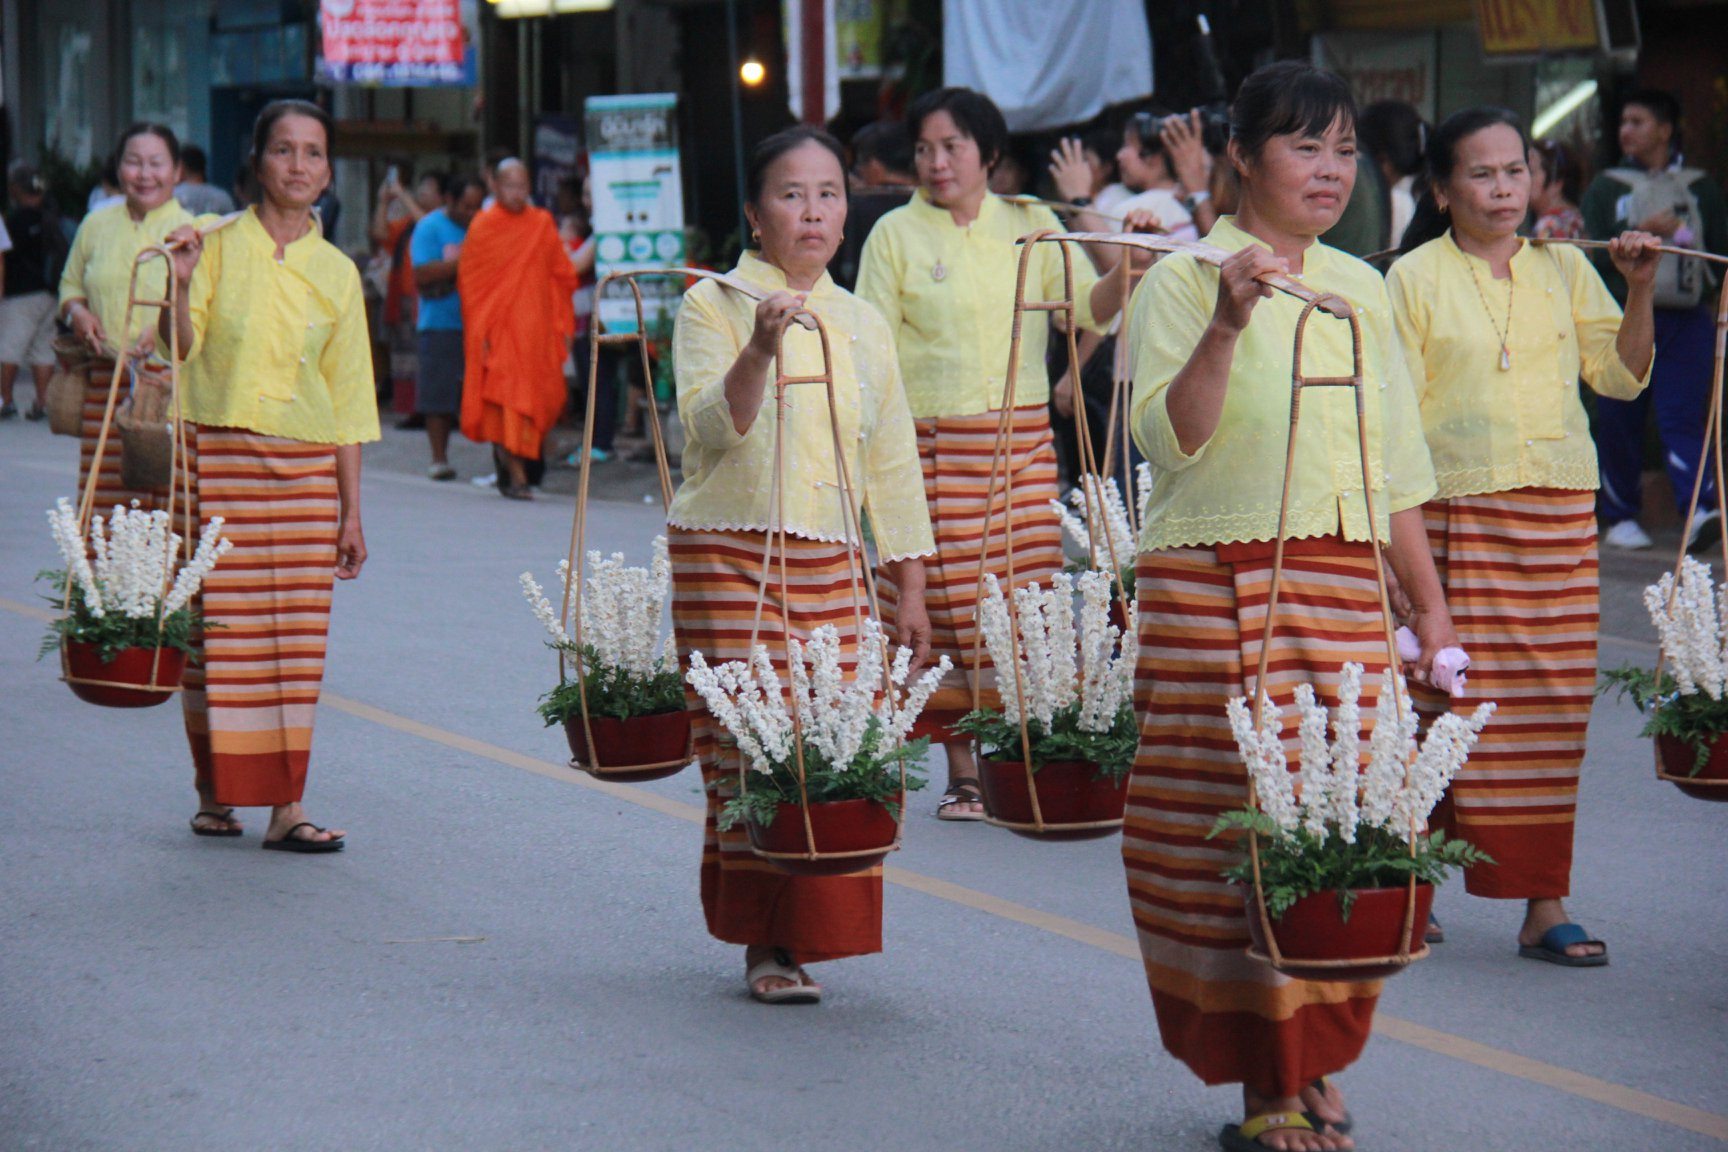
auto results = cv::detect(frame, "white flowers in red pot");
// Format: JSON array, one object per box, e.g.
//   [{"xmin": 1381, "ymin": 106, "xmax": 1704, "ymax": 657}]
[
  {"xmin": 521, "ymin": 536, "xmax": 688, "ymax": 775},
  {"xmin": 957, "ymin": 568, "xmax": 1139, "ymax": 780},
  {"xmin": 1601, "ymin": 555, "xmax": 1728, "ymax": 797},
  {"xmin": 1215, "ymin": 662, "xmax": 1496, "ymax": 920},
  {"xmin": 684, "ymin": 616, "xmax": 949, "ymax": 831},
  {"xmin": 41, "ymin": 496, "xmax": 230, "ymax": 673}
]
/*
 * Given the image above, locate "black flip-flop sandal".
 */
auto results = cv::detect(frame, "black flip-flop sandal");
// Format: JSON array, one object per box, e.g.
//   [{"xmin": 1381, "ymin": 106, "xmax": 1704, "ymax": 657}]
[
  {"xmin": 936, "ymin": 778, "xmax": 985, "ymax": 821},
  {"xmin": 262, "ymin": 821, "xmax": 345, "ymax": 853},
  {"xmin": 190, "ymin": 809, "xmax": 243, "ymax": 837},
  {"xmin": 1302, "ymin": 1076, "xmax": 1354, "ymax": 1136}
]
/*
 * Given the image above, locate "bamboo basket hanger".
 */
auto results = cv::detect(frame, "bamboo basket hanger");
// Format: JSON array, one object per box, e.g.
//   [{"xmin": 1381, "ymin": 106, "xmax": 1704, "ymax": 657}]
[
  {"xmin": 61, "ymin": 241, "xmax": 195, "ymax": 697},
  {"xmin": 557, "ymin": 271, "xmax": 686, "ymax": 779},
  {"xmin": 967, "ymin": 228, "xmax": 1131, "ymax": 835},
  {"xmin": 1238, "ymin": 294, "xmax": 1428, "ymax": 975},
  {"xmin": 734, "ymin": 296, "xmax": 906, "ymax": 868},
  {"xmin": 969, "ymin": 228, "xmax": 1353, "ymax": 836},
  {"xmin": 555, "ymin": 268, "xmax": 824, "ymax": 779},
  {"xmin": 1646, "ymin": 271, "xmax": 1728, "ymax": 795}
]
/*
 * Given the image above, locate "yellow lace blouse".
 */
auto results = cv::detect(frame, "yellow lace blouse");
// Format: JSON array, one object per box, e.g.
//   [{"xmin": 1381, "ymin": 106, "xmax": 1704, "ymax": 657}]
[
  {"xmin": 667, "ymin": 252, "xmax": 935, "ymax": 562},
  {"xmin": 181, "ymin": 209, "xmax": 379, "ymax": 446},
  {"xmin": 854, "ymin": 191, "xmax": 1102, "ymax": 419},
  {"xmin": 58, "ymin": 199, "xmax": 194, "ymax": 352},
  {"xmin": 1386, "ymin": 232, "xmax": 1649, "ymax": 499},
  {"xmin": 1131, "ymin": 216, "xmax": 1437, "ymax": 552}
]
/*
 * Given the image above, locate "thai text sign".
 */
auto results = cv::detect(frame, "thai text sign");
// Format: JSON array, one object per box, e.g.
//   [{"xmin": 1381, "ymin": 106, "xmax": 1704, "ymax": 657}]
[
  {"xmin": 586, "ymin": 94, "xmax": 686, "ymax": 335},
  {"xmin": 318, "ymin": 0, "xmax": 466, "ymax": 85},
  {"xmin": 1476, "ymin": 0, "xmax": 1600, "ymax": 56}
]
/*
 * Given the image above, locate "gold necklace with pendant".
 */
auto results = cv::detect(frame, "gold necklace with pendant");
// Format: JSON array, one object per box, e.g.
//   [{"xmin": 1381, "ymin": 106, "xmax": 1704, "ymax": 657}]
[{"xmin": 1461, "ymin": 247, "xmax": 1514, "ymax": 372}]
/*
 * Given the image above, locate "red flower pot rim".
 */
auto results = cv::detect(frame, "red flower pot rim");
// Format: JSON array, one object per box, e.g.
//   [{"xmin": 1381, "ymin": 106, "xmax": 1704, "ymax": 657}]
[
  {"xmin": 562, "ymin": 709, "xmax": 692, "ymax": 781},
  {"xmin": 745, "ymin": 798, "xmax": 903, "ymax": 875},
  {"xmin": 1653, "ymin": 733, "xmax": 1728, "ymax": 801},
  {"xmin": 1244, "ymin": 882, "xmax": 1433, "ymax": 973},
  {"xmin": 61, "ymin": 641, "xmax": 187, "ymax": 709},
  {"xmin": 978, "ymin": 755, "xmax": 1128, "ymax": 835}
]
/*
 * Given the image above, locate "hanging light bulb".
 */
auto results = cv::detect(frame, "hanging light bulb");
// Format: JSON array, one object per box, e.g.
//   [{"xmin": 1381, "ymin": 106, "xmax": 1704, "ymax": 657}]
[{"xmin": 740, "ymin": 58, "xmax": 766, "ymax": 87}]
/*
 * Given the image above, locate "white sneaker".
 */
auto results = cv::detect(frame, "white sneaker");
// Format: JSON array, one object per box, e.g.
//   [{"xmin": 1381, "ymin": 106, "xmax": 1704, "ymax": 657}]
[
  {"xmin": 470, "ymin": 472, "xmax": 497, "ymax": 489},
  {"xmin": 1687, "ymin": 508, "xmax": 1722, "ymax": 554},
  {"xmin": 1603, "ymin": 520, "xmax": 1652, "ymax": 550}
]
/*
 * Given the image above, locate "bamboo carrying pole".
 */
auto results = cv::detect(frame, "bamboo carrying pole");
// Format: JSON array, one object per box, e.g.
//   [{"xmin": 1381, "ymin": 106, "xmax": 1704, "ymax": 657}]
[{"xmin": 59, "ymin": 239, "xmax": 201, "ymax": 697}]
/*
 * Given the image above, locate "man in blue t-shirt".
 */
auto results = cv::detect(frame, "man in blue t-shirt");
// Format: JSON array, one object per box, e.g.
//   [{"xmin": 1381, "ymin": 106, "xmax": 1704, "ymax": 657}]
[{"xmin": 410, "ymin": 174, "xmax": 486, "ymax": 479}]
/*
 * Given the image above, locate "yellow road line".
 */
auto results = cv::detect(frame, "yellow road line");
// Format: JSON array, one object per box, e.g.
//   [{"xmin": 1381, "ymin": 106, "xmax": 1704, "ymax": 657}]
[
  {"xmin": 6, "ymin": 593, "xmax": 1723, "ymax": 1140},
  {"xmin": 321, "ymin": 692, "xmax": 1728, "ymax": 1143}
]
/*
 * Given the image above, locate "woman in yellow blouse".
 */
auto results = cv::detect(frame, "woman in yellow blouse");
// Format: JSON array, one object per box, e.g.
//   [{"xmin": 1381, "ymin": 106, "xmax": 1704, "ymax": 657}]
[
  {"xmin": 57, "ymin": 124, "xmax": 194, "ymax": 515},
  {"xmin": 162, "ymin": 100, "xmax": 379, "ymax": 850},
  {"xmin": 1387, "ymin": 108, "xmax": 1658, "ymax": 967},
  {"xmin": 855, "ymin": 86, "xmax": 1140, "ymax": 820},
  {"xmin": 1127, "ymin": 62, "xmax": 1457, "ymax": 1152},
  {"xmin": 669, "ymin": 127, "xmax": 935, "ymax": 1004}
]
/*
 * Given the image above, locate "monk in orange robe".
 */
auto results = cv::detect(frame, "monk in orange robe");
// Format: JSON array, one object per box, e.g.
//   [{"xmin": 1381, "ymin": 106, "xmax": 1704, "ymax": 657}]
[{"xmin": 458, "ymin": 159, "xmax": 576, "ymax": 499}]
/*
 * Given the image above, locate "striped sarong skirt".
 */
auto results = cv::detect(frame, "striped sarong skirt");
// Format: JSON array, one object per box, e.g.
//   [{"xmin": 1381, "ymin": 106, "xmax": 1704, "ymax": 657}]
[
  {"xmin": 180, "ymin": 427, "xmax": 340, "ymax": 808},
  {"xmin": 1126, "ymin": 540, "xmax": 1390, "ymax": 1097},
  {"xmin": 77, "ymin": 359, "xmax": 169, "ymax": 516},
  {"xmin": 1418, "ymin": 487, "xmax": 1597, "ymax": 899},
  {"xmin": 877, "ymin": 405, "xmax": 1063, "ymax": 738},
  {"xmin": 668, "ymin": 527, "xmax": 883, "ymax": 963}
]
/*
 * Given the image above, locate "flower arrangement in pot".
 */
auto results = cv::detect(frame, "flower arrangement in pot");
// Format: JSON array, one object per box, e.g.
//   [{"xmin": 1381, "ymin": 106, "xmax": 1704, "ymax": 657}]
[
  {"xmin": 1215, "ymin": 662, "xmax": 1496, "ymax": 980},
  {"xmin": 1601, "ymin": 555, "xmax": 1728, "ymax": 801},
  {"xmin": 40, "ymin": 497, "xmax": 231, "ymax": 708},
  {"xmin": 1049, "ymin": 466, "xmax": 1151, "ymax": 629},
  {"xmin": 521, "ymin": 535, "xmax": 690, "ymax": 782},
  {"xmin": 955, "ymin": 568, "xmax": 1138, "ymax": 839},
  {"xmin": 685, "ymin": 617, "xmax": 950, "ymax": 875}
]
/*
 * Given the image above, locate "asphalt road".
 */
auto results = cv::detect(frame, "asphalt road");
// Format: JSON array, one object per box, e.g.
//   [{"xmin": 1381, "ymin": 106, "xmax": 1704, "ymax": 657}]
[{"xmin": 2, "ymin": 416, "xmax": 1724, "ymax": 1152}]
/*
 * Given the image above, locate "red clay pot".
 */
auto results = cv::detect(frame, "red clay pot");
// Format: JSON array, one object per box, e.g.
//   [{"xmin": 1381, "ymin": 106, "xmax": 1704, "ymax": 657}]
[
  {"xmin": 563, "ymin": 709, "xmax": 692, "ymax": 782},
  {"xmin": 1655, "ymin": 734, "xmax": 1728, "ymax": 803},
  {"xmin": 747, "ymin": 798, "xmax": 900, "ymax": 876},
  {"xmin": 63, "ymin": 642, "xmax": 185, "ymax": 708},
  {"xmin": 978, "ymin": 757, "xmax": 1127, "ymax": 841},
  {"xmin": 1243, "ymin": 883, "xmax": 1435, "ymax": 981}
]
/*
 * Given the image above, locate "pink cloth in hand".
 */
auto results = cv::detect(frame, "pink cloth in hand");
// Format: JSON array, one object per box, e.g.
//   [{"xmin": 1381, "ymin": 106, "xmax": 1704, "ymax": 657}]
[{"xmin": 1395, "ymin": 626, "xmax": 1470, "ymax": 698}]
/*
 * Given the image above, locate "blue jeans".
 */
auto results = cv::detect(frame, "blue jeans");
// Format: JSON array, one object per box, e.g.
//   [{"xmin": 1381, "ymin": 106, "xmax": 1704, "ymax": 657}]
[{"xmin": 1596, "ymin": 303, "xmax": 1719, "ymax": 523}]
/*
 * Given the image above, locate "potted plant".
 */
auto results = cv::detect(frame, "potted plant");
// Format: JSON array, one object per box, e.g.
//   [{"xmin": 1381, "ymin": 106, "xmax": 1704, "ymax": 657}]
[
  {"xmin": 521, "ymin": 535, "xmax": 690, "ymax": 781},
  {"xmin": 1050, "ymin": 467, "xmax": 1149, "ymax": 629},
  {"xmin": 956, "ymin": 568, "xmax": 1138, "ymax": 839},
  {"xmin": 40, "ymin": 497, "xmax": 230, "ymax": 708},
  {"xmin": 1214, "ymin": 662, "xmax": 1496, "ymax": 979},
  {"xmin": 685, "ymin": 617, "xmax": 949, "ymax": 875},
  {"xmin": 1601, "ymin": 555, "xmax": 1728, "ymax": 801}
]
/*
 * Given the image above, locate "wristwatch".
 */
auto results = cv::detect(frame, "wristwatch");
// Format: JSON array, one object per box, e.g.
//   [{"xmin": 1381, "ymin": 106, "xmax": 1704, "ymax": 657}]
[
  {"xmin": 1069, "ymin": 196, "xmax": 1093, "ymax": 209},
  {"xmin": 1180, "ymin": 190, "xmax": 1211, "ymax": 212}
]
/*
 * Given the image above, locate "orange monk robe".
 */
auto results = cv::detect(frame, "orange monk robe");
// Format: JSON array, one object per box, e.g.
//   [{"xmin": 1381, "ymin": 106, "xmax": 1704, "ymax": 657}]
[{"xmin": 458, "ymin": 203, "xmax": 577, "ymax": 459}]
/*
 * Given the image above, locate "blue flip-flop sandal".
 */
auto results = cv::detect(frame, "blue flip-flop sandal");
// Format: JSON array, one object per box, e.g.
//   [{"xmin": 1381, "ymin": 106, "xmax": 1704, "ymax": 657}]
[{"xmin": 1518, "ymin": 923, "xmax": 1608, "ymax": 967}]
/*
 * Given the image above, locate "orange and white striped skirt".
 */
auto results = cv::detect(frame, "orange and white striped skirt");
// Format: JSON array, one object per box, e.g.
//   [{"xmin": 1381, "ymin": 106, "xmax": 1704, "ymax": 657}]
[
  {"xmin": 668, "ymin": 527, "xmax": 883, "ymax": 963},
  {"xmin": 876, "ymin": 406, "xmax": 1063, "ymax": 738},
  {"xmin": 76, "ymin": 359, "xmax": 169, "ymax": 516},
  {"xmin": 1417, "ymin": 487, "xmax": 1597, "ymax": 899},
  {"xmin": 180, "ymin": 427, "xmax": 340, "ymax": 808},
  {"xmin": 1127, "ymin": 539, "xmax": 1391, "ymax": 1097}
]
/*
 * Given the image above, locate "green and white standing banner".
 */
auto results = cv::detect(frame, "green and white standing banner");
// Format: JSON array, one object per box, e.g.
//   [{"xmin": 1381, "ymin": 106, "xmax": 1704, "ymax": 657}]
[{"xmin": 585, "ymin": 93, "xmax": 686, "ymax": 335}]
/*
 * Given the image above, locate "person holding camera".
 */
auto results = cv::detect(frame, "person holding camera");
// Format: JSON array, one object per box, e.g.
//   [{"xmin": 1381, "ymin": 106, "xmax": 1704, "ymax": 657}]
[{"xmin": 1581, "ymin": 88, "xmax": 1728, "ymax": 552}]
